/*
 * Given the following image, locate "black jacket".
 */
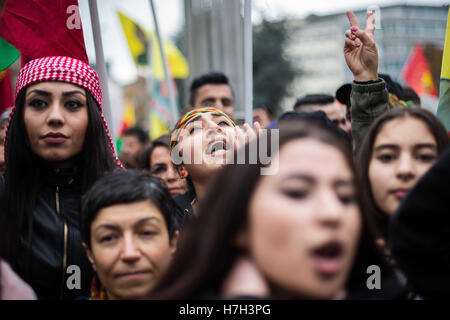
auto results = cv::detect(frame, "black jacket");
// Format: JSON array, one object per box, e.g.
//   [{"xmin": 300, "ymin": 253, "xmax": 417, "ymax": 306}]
[
  {"xmin": 173, "ymin": 192, "xmax": 196, "ymax": 231},
  {"xmin": 390, "ymin": 145, "xmax": 450, "ymax": 300},
  {"xmin": 0, "ymin": 168, "xmax": 94, "ymax": 300}
]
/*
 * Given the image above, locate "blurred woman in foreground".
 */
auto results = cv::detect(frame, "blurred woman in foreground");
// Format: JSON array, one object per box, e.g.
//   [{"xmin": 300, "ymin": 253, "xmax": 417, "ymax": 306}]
[{"xmin": 150, "ymin": 120, "xmax": 392, "ymax": 299}]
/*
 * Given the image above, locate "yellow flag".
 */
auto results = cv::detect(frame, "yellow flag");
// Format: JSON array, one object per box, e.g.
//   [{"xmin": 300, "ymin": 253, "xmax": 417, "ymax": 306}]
[
  {"xmin": 117, "ymin": 11, "xmax": 189, "ymax": 78},
  {"xmin": 437, "ymin": 8, "xmax": 450, "ymax": 131},
  {"xmin": 442, "ymin": 9, "xmax": 450, "ymax": 79},
  {"xmin": 117, "ymin": 11, "xmax": 149, "ymax": 66},
  {"xmin": 149, "ymin": 110, "xmax": 169, "ymax": 140},
  {"xmin": 149, "ymin": 31, "xmax": 189, "ymax": 79}
]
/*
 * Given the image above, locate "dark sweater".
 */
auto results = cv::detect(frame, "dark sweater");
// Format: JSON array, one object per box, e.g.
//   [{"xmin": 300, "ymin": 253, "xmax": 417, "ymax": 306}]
[{"xmin": 390, "ymin": 145, "xmax": 450, "ymax": 299}]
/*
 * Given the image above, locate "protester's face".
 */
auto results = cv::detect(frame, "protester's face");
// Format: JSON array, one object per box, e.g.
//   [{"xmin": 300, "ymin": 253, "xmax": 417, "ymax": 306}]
[
  {"xmin": 248, "ymin": 138, "xmax": 361, "ymax": 299},
  {"xmin": 193, "ymin": 84, "xmax": 234, "ymax": 117},
  {"xmin": 321, "ymin": 103, "xmax": 350, "ymax": 135},
  {"xmin": 85, "ymin": 200, "xmax": 178, "ymax": 300},
  {"xmin": 150, "ymin": 145, "xmax": 188, "ymax": 196},
  {"xmin": 253, "ymin": 108, "xmax": 271, "ymax": 128},
  {"xmin": 121, "ymin": 135, "xmax": 144, "ymax": 159},
  {"xmin": 23, "ymin": 82, "xmax": 88, "ymax": 167},
  {"xmin": 176, "ymin": 112, "xmax": 235, "ymax": 182},
  {"xmin": 369, "ymin": 117, "xmax": 438, "ymax": 215}
]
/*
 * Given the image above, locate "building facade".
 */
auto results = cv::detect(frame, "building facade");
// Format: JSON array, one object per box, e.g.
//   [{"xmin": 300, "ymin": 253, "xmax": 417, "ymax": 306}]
[{"xmin": 284, "ymin": 4, "xmax": 448, "ymax": 109}]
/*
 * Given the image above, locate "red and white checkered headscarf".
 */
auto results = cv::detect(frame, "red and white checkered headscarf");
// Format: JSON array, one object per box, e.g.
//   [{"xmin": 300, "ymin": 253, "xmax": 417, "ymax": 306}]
[
  {"xmin": 5, "ymin": 56, "xmax": 122, "ymax": 168},
  {"xmin": 15, "ymin": 56, "xmax": 103, "ymax": 107}
]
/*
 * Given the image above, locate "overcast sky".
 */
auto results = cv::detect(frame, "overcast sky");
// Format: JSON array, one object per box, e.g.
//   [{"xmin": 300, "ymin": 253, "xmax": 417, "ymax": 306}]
[
  {"xmin": 78, "ymin": 0, "xmax": 449, "ymax": 84},
  {"xmin": 253, "ymin": 0, "xmax": 448, "ymax": 20}
]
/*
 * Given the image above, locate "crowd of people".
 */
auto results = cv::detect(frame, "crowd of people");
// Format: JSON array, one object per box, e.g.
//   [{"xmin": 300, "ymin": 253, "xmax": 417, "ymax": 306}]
[{"xmin": 0, "ymin": 10, "xmax": 449, "ymax": 301}]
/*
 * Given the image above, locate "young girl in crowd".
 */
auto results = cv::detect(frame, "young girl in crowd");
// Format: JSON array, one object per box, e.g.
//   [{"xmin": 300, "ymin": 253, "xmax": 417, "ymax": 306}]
[
  {"xmin": 357, "ymin": 108, "xmax": 449, "ymax": 253},
  {"xmin": 0, "ymin": 56, "xmax": 122, "ymax": 299},
  {"xmin": 344, "ymin": 12, "xmax": 450, "ymax": 298},
  {"xmin": 169, "ymin": 107, "xmax": 259, "ymax": 225},
  {"xmin": 150, "ymin": 120, "xmax": 393, "ymax": 299},
  {"xmin": 390, "ymin": 143, "xmax": 450, "ymax": 299},
  {"xmin": 140, "ymin": 134, "xmax": 188, "ymax": 196},
  {"xmin": 81, "ymin": 170, "xmax": 179, "ymax": 300}
]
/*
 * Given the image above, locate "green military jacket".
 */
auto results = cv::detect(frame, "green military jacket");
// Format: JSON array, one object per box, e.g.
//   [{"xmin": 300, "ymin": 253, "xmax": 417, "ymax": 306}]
[{"xmin": 350, "ymin": 79, "xmax": 389, "ymax": 154}]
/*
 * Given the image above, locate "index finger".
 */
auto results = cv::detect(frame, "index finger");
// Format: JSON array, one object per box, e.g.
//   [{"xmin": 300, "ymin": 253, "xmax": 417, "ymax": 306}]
[
  {"xmin": 346, "ymin": 11, "xmax": 360, "ymax": 28},
  {"xmin": 234, "ymin": 125, "xmax": 246, "ymax": 147},
  {"xmin": 365, "ymin": 11, "xmax": 375, "ymax": 35},
  {"xmin": 244, "ymin": 123, "xmax": 257, "ymax": 142},
  {"xmin": 253, "ymin": 121, "xmax": 261, "ymax": 135}
]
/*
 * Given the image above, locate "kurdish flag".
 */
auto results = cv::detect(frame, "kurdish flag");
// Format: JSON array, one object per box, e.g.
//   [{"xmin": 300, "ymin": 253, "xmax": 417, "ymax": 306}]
[
  {"xmin": 117, "ymin": 11, "xmax": 149, "ymax": 66},
  {"xmin": 117, "ymin": 10, "xmax": 189, "ymax": 78},
  {"xmin": 402, "ymin": 43, "xmax": 438, "ymax": 98},
  {"xmin": 437, "ymin": 8, "xmax": 450, "ymax": 132}
]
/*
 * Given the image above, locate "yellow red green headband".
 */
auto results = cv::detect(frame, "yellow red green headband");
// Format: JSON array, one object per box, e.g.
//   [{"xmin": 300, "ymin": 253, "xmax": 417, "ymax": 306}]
[{"xmin": 170, "ymin": 107, "xmax": 235, "ymax": 152}]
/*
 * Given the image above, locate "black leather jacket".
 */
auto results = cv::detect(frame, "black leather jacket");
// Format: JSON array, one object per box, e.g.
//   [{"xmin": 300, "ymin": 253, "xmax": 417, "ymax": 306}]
[
  {"xmin": 173, "ymin": 192, "xmax": 196, "ymax": 231},
  {"xmin": 0, "ymin": 168, "xmax": 94, "ymax": 300}
]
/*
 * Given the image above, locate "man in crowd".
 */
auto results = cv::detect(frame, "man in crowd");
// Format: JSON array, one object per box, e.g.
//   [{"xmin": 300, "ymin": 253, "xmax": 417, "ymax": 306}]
[
  {"xmin": 119, "ymin": 126, "xmax": 150, "ymax": 169},
  {"xmin": 293, "ymin": 94, "xmax": 351, "ymax": 135},
  {"xmin": 188, "ymin": 71, "xmax": 234, "ymax": 118}
]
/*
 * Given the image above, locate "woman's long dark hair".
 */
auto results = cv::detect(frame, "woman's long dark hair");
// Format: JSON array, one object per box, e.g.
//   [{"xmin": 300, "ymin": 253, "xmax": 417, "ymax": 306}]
[
  {"xmin": 150, "ymin": 119, "xmax": 388, "ymax": 299},
  {"xmin": 0, "ymin": 259, "xmax": 2, "ymax": 300},
  {"xmin": 0, "ymin": 89, "xmax": 118, "ymax": 264},
  {"xmin": 357, "ymin": 107, "xmax": 449, "ymax": 243}
]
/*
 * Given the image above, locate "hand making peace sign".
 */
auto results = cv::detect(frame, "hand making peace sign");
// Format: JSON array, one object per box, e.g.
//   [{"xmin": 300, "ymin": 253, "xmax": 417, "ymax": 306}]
[{"xmin": 344, "ymin": 11, "xmax": 379, "ymax": 82}]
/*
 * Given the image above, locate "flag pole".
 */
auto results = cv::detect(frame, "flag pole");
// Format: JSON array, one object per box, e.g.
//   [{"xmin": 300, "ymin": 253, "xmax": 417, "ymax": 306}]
[
  {"xmin": 244, "ymin": 0, "xmax": 253, "ymax": 125},
  {"xmin": 88, "ymin": 0, "xmax": 115, "ymax": 142},
  {"xmin": 149, "ymin": 0, "xmax": 179, "ymax": 125}
]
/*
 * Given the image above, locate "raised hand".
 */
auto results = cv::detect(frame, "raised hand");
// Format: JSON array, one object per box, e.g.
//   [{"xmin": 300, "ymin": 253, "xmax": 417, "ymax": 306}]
[
  {"xmin": 233, "ymin": 121, "xmax": 261, "ymax": 150},
  {"xmin": 344, "ymin": 11, "xmax": 378, "ymax": 82}
]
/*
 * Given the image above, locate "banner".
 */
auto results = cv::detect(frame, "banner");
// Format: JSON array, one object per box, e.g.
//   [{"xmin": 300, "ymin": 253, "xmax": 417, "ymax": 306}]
[
  {"xmin": 437, "ymin": 8, "xmax": 450, "ymax": 131},
  {"xmin": 117, "ymin": 11, "xmax": 189, "ymax": 139},
  {"xmin": 0, "ymin": 0, "xmax": 88, "ymax": 66}
]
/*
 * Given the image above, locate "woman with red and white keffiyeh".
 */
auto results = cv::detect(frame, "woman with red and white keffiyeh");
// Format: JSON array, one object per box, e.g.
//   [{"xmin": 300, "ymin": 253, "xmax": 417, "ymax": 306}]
[{"xmin": 0, "ymin": 56, "xmax": 122, "ymax": 300}]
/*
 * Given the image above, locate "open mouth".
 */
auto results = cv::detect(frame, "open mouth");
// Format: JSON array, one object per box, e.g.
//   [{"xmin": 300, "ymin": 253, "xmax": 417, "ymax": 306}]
[
  {"xmin": 311, "ymin": 241, "xmax": 344, "ymax": 278},
  {"xmin": 206, "ymin": 140, "xmax": 228, "ymax": 156}
]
